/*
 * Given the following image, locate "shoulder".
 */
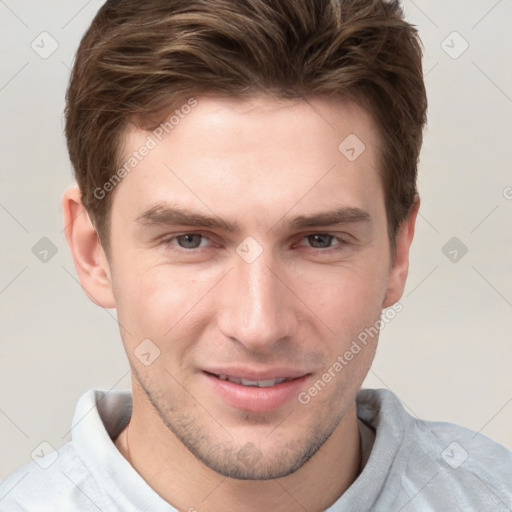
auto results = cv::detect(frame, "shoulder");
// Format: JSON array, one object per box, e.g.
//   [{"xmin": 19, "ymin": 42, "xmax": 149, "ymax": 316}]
[
  {"xmin": 407, "ymin": 417, "xmax": 512, "ymax": 509},
  {"xmin": 358, "ymin": 388, "xmax": 512, "ymax": 509},
  {"xmin": 359, "ymin": 388, "xmax": 512, "ymax": 471},
  {"xmin": 0, "ymin": 442, "xmax": 106, "ymax": 512},
  {"xmin": 414, "ymin": 415, "xmax": 512, "ymax": 480}
]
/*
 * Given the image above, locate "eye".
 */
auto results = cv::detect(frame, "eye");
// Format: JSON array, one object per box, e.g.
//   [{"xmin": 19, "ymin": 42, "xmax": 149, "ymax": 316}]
[
  {"xmin": 305, "ymin": 233, "xmax": 337, "ymax": 249},
  {"xmin": 296, "ymin": 233, "xmax": 349, "ymax": 254},
  {"xmin": 162, "ymin": 233, "xmax": 212, "ymax": 250},
  {"xmin": 176, "ymin": 234, "xmax": 203, "ymax": 249}
]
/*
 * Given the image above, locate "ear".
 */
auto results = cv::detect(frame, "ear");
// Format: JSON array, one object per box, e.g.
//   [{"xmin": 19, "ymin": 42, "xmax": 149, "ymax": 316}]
[
  {"xmin": 62, "ymin": 186, "xmax": 116, "ymax": 308},
  {"xmin": 382, "ymin": 195, "xmax": 420, "ymax": 308}
]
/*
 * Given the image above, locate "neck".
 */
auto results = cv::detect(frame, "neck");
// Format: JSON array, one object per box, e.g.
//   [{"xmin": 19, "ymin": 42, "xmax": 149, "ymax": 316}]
[{"xmin": 115, "ymin": 388, "xmax": 362, "ymax": 512}]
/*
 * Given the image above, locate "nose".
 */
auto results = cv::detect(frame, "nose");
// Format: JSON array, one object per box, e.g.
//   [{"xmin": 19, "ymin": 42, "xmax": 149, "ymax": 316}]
[{"xmin": 216, "ymin": 245, "xmax": 299, "ymax": 351}]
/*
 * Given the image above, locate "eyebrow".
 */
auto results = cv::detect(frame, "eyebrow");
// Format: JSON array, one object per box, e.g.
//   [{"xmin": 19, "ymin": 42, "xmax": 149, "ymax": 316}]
[{"xmin": 136, "ymin": 203, "xmax": 371, "ymax": 232}]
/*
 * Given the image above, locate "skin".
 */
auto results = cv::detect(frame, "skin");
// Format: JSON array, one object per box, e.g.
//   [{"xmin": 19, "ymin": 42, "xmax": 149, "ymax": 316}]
[{"xmin": 63, "ymin": 95, "xmax": 418, "ymax": 512}]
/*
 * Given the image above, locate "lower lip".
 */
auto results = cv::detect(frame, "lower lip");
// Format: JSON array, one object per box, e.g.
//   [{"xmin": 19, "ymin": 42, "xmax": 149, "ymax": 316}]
[{"xmin": 203, "ymin": 372, "xmax": 310, "ymax": 413}]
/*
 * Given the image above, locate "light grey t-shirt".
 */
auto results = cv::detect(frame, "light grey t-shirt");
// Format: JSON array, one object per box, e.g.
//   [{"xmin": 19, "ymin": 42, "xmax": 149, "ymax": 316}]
[{"xmin": 0, "ymin": 388, "xmax": 511, "ymax": 511}]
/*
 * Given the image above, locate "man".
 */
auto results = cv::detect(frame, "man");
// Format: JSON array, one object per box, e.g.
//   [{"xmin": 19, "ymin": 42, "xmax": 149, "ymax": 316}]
[{"xmin": 0, "ymin": 0, "xmax": 510, "ymax": 510}]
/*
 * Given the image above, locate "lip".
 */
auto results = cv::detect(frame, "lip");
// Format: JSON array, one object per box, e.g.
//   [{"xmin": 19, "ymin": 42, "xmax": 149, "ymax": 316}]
[
  {"xmin": 203, "ymin": 366, "xmax": 309, "ymax": 381},
  {"xmin": 202, "ymin": 369, "xmax": 311, "ymax": 413}
]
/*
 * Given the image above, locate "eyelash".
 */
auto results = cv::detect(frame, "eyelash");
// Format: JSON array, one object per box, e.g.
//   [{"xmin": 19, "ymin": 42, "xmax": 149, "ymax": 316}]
[{"xmin": 159, "ymin": 231, "xmax": 350, "ymax": 255}]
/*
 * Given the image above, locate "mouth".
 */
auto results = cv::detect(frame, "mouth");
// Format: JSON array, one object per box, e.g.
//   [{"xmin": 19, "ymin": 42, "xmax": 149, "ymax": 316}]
[
  {"xmin": 202, "ymin": 370, "xmax": 311, "ymax": 412},
  {"xmin": 212, "ymin": 374, "xmax": 290, "ymax": 387}
]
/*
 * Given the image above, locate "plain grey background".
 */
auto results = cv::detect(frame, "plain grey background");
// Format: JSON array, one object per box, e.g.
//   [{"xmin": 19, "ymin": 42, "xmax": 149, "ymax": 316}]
[{"xmin": 0, "ymin": 0, "xmax": 511, "ymax": 480}]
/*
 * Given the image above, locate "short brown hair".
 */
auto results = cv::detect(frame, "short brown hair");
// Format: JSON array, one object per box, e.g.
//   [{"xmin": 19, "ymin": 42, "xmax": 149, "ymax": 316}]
[{"xmin": 65, "ymin": 0, "xmax": 427, "ymax": 252}]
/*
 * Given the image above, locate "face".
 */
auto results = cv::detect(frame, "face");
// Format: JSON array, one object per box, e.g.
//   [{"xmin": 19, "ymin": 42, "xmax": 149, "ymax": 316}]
[{"xmin": 105, "ymin": 95, "xmax": 397, "ymax": 479}]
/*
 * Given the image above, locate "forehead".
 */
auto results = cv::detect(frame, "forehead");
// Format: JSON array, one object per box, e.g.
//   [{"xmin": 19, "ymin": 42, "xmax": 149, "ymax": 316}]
[{"xmin": 113, "ymin": 95, "xmax": 384, "ymax": 229}]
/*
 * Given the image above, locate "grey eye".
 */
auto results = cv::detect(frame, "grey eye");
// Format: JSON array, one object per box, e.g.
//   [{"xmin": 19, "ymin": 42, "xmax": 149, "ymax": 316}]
[
  {"xmin": 176, "ymin": 234, "xmax": 203, "ymax": 249},
  {"xmin": 307, "ymin": 234, "xmax": 334, "ymax": 248}
]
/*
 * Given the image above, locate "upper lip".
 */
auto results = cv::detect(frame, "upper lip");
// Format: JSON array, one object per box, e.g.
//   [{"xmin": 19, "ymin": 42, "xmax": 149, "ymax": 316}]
[{"xmin": 203, "ymin": 367, "xmax": 310, "ymax": 381}]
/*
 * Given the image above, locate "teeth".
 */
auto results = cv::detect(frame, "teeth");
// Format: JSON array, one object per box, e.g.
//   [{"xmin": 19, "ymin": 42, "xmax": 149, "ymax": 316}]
[{"xmin": 217, "ymin": 375, "xmax": 287, "ymax": 387}]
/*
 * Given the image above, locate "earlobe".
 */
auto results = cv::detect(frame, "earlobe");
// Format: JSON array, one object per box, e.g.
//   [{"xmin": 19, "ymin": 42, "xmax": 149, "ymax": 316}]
[
  {"xmin": 382, "ymin": 195, "xmax": 420, "ymax": 308},
  {"xmin": 62, "ymin": 186, "xmax": 116, "ymax": 309}
]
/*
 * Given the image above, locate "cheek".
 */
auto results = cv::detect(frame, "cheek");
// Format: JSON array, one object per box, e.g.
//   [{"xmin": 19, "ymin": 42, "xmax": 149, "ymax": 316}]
[
  {"xmin": 297, "ymin": 258, "xmax": 389, "ymax": 336},
  {"xmin": 112, "ymin": 261, "xmax": 221, "ymax": 341},
  {"xmin": 302, "ymin": 267, "xmax": 386, "ymax": 398}
]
